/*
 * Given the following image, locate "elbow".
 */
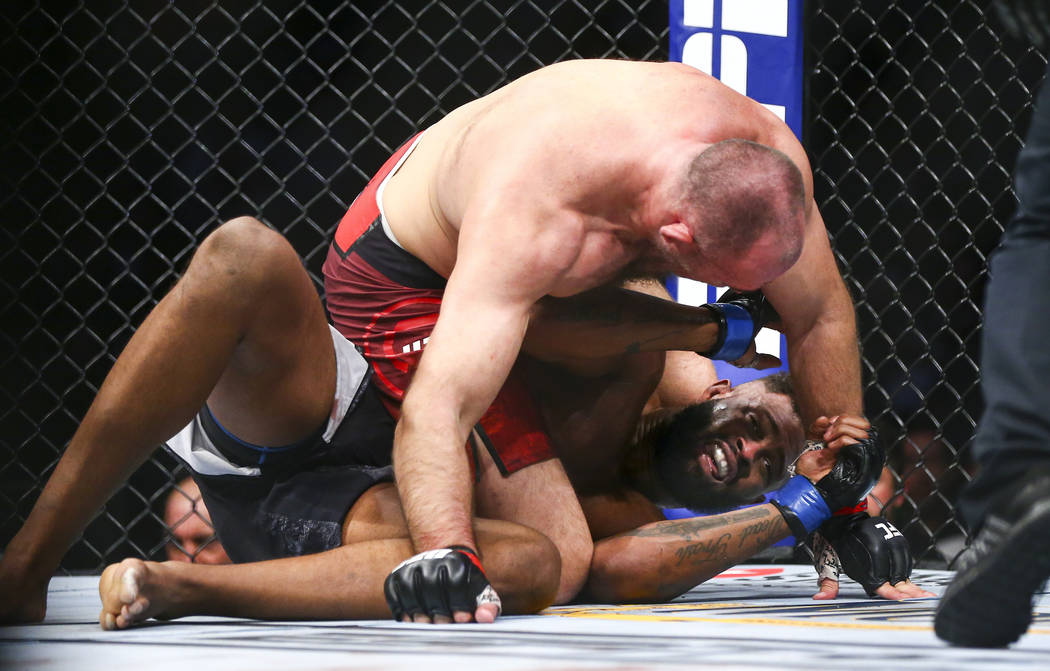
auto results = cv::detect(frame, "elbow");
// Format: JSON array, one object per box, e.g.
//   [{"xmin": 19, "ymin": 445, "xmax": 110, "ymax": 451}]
[{"xmin": 584, "ymin": 540, "xmax": 684, "ymax": 604}]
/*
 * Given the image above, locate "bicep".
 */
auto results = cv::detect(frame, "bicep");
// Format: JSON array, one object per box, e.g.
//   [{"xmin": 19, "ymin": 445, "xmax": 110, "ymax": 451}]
[
  {"xmin": 761, "ymin": 133, "xmax": 853, "ymax": 334},
  {"xmin": 406, "ymin": 272, "xmax": 532, "ymax": 430},
  {"xmin": 405, "ymin": 213, "xmax": 570, "ymax": 426},
  {"xmin": 762, "ymin": 200, "xmax": 852, "ymax": 338}
]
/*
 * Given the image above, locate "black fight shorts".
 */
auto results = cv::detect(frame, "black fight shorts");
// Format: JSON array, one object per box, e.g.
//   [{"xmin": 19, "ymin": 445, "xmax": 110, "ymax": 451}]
[{"xmin": 164, "ymin": 325, "xmax": 396, "ymax": 563}]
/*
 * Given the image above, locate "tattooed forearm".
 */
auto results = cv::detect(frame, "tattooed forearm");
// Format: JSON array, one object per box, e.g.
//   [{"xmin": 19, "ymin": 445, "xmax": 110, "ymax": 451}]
[
  {"xmin": 674, "ymin": 533, "xmax": 731, "ymax": 566},
  {"xmin": 736, "ymin": 517, "xmax": 786, "ymax": 549},
  {"xmin": 623, "ymin": 506, "xmax": 767, "ymax": 540}
]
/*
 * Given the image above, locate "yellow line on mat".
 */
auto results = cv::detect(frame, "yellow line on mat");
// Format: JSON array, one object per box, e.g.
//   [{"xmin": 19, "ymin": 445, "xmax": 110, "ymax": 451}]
[
  {"xmin": 547, "ymin": 611, "xmax": 1050, "ymax": 635},
  {"xmin": 549, "ymin": 611, "xmax": 932, "ymax": 630}
]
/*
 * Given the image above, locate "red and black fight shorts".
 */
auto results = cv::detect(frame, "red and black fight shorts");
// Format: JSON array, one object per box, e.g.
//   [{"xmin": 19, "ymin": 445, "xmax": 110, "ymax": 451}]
[{"xmin": 322, "ymin": 136, "xmax": 554, "ymax": 476}]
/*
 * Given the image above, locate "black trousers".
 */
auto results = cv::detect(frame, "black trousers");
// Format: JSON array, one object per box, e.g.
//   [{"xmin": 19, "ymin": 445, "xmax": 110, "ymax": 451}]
[{"xmin": 957, "ymin": 63, "xmax": 1050, "ymax": 531}]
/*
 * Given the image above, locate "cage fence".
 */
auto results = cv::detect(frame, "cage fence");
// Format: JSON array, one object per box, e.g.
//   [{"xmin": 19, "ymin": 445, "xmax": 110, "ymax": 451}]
[{"xmin": 0, "ymin": 0, "xmax": 1044, "ymax": 572}]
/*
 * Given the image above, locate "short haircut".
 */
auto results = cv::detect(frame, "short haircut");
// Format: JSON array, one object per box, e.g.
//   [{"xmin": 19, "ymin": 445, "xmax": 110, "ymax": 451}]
[
  {"xmin": 759, "ymin": 372, "xmax": 801, "ymax": 422},
  {"xmin": 680, "ymin": 139, "xmax": 805, "ymax": 265}
]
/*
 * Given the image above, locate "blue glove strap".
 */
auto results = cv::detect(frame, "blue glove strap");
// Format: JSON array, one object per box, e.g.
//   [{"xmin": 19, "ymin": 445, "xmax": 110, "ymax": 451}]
[
  {"xmin": 771, "ymin": 475, "xmax": 832, "ymax": 533},
  {"xmin": 709, "ymin": 303, "xmax": 754, "ymax": 361}
]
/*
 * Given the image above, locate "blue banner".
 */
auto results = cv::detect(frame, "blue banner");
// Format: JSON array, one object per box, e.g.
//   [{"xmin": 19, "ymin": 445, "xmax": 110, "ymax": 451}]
[{"xmin": 667, "ymin": 0, "xmax": 804, "ymax": 383}]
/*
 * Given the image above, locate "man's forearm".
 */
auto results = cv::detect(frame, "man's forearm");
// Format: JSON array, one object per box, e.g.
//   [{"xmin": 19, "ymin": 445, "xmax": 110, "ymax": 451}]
[
  {"xmin": 393, "ymin": 419, "xmax": 477, "ymax": 552},
  {"xmin": 524, "ymin": 286, "xmax": 723, "ymax": 362},
  {"xmin": 583, "ymin": 505, "xmax": 790, "ymax": 603},
  {"xmin": 787, "ymin": 300, "xmax": 863, "ymax": 422}
]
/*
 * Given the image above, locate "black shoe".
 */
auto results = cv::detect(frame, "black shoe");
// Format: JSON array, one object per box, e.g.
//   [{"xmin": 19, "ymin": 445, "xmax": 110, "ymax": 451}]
[{"xmin": 934, "ymin": 473, "xmax": 1050, "ymax": 647}]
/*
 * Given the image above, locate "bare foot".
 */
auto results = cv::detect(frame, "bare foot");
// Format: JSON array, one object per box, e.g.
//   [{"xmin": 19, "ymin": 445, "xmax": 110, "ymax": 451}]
[{"xmin": 98, "ymin": 558, "xmax": 172, "ymax": 630}]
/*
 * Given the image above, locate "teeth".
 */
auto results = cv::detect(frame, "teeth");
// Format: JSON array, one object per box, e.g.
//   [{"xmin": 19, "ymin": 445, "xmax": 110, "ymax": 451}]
[{"xmin": 713, "ymin": 445, "xmax": 728, "ymax": 479}]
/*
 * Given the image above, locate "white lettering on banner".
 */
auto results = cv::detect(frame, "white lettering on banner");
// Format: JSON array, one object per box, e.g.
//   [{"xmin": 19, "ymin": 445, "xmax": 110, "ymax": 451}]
[
  {"xmin": 682, "ymin": 0, "xmax": 714, "ymax": 27},
  {"xmin": 722, "ymin": 0, "xmax": 788, "ymax": 37},
  {"xmin": 680, "ymin": 0, "xmax": 788, "ymax": 120},
  {"xmin": 674, "ymin": 0, "xmax": 796, "ymax": 360}
]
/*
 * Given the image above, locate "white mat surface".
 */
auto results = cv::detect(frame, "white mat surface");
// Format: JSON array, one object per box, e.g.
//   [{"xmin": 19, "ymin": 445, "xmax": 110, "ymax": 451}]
[{"xmin": 3, "ymin": 565, "xmax": 1049, "ymax": 670}]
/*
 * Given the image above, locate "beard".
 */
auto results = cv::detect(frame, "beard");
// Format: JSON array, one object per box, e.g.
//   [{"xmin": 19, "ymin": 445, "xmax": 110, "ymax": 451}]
[{"xmin": 653, "ymin": 400, "xmax": 757, "ymax": 512}]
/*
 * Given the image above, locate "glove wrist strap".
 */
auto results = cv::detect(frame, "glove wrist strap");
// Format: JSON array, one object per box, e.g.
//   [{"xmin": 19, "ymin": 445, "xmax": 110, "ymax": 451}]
[
  {"xmin": 770, "ymin": 500, "xmax": 810, "ymax": 544},
  {"xmin": 771, "ymin": 475, "xmax": 832, "ymax": 534},
  {"xmin": 705, "ymin": 303, "xmax": 754, "ymax": 361}
]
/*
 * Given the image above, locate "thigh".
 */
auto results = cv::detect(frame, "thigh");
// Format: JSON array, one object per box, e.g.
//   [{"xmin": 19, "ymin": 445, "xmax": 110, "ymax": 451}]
[
  {"xmin": 198, "ymin": 218, "xmax": 337, "ymax": 446},
  {"xmin": 473, "ymin": 447, "xmax": 592, "ymax": 604},
  {"xmin": 342, "ymin": 482, "xmax": 409, "ymax": 545}
]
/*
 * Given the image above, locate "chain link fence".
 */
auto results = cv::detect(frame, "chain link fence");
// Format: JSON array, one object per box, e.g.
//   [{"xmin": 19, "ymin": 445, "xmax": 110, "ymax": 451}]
[
  {"xmin": 1, "ymin": 1, "xmax": 1045, "ymax": 572},
  {"xmin": 808, "ymin": 1, "xmax": 1046, "ymax": 567}
]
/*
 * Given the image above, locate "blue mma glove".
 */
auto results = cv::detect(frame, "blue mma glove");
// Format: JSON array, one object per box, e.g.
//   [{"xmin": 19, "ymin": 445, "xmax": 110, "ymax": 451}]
[
  {"xmin": 704, "ymin": 289, "xmax": 781, "ymax": 361},
  {"xmin": 384, "ymin": 545, "xmax": 502, "ymax": 621},
  {"xmin": 769, "ymin": 428, "xmax": 885, "ymax": 542}
]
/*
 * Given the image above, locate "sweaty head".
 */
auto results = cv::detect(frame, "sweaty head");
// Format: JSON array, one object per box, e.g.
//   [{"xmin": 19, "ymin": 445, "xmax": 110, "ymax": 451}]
[
  {"xmin": 654, "ymin": 373, "xmax": 806, "ymax": 511},
  {"xmin": 676, "ymin": 139, "xmax": 806, "ymax": 289}
]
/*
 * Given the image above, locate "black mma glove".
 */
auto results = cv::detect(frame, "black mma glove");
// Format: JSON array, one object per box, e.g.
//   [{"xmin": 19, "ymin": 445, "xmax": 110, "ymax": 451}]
[
  {"xmin": 384, "ymin": 545, "xmax": 502, "ymax": 621},
  {"xmin": 769, "ymin": 428, "xmax": 884, "ymax": 542},
  {"xmin": 717, "ymin": 288, "xmax": 782, "ymax": 331},
  {"xmin": 703, "ymin": 289, "xmax": 781, "ymax": 361},
  {"xmin": 814, "ymin": 513, "xmax": 912, "ymax": 596},
  {"xmin": 814, "ymin": 427, "xmax": 884, "ymax": 511}
]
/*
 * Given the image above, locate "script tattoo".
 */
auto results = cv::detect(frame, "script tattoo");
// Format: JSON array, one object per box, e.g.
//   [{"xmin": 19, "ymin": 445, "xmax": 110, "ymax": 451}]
[
  {"xmin": 736, "ymin": 517, "xmax": 785, "ymax": 549},
  {"xmin": 623, "ymin": 506, "xmax": 767, "ymax": 541},
  {"xmin": 675, "ymin": 533, "xmax": 732, "ymax": 566}
]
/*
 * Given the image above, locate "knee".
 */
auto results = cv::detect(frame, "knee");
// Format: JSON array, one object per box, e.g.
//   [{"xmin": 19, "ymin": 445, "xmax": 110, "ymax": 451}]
[
  {"xmin": 483, "ymin": 525, "xmax": 562, "ymax": 615},
  {"xmin": 189, "ymin": 217, "xmax": 298, "ymax": 295},
  {"xmin": 551, "ymin": 530, "xmax": 593, "ymax": 606}
]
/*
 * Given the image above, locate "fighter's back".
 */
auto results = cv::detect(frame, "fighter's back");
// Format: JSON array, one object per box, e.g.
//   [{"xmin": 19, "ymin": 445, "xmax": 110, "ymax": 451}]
[{"xmin": 382, "ymin": 59, "xmax": 786, "ymax": 282}]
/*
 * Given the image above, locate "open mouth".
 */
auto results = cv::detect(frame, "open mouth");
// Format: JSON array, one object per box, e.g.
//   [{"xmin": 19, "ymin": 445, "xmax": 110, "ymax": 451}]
[{"xmin": 698, "ymin": 440, "xmax": 738, "ymax": 483}]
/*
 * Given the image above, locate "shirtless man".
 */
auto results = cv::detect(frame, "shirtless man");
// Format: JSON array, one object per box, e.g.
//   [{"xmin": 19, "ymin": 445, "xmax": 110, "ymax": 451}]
[
  {"xmin": 520, "ymin": 306, "xmax": 927, "ymax": 603},
  {"xmin": 85, "ymin": 345, "xmax": 912, "ymax": 629},
  {"xmin": 322, "ymin": 59, "xmax": 861, "ymax": 622}
]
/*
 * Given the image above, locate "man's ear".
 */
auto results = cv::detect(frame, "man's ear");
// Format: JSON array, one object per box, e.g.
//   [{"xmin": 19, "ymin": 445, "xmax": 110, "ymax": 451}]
[
  {"xmin": 658, "ymin": 222, "xmax": 694, "ymax": 245},
  {"xmin": 699, "ymin": 379, "xmax": 732, "ymax": 402}
]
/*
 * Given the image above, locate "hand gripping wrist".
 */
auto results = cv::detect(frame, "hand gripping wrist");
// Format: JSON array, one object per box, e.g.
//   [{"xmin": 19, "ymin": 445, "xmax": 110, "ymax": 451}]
[
  {"xmin": 814, "ymin": 427, "xmax": 885, "ymax": 511},
  {"xmin": 703, "ymin": 303, "xmax": 755, "ymax": 361},
  {"xmin": 769, "ymin": 475, "xmax": 833, "ymax": 542}
]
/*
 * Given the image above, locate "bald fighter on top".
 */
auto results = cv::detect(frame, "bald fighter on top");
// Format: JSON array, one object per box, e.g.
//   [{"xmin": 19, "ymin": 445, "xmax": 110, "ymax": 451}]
[{"xmin": 323, "ymin": 59, "xmax": 861, "ymax": 622}]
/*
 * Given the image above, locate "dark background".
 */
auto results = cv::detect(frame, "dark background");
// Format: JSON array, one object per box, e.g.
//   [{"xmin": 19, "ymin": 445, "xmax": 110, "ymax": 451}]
[{"xmin": 1, "ymin": 0, "xmax": 1045, "ymax": 570}]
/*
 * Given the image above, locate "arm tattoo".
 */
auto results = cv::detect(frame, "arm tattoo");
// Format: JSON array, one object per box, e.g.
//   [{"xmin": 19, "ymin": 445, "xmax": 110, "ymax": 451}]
[
  {"xmin": 674, "ymin": 533, "xmax": 732, "ymax": 565},
  {"xmin": 736, "ymin": 517, "xmax": 784, "ymax": 549},
  {"xmin": 623, "ymin": 506, "xmax": 767, "ymax": 541}
]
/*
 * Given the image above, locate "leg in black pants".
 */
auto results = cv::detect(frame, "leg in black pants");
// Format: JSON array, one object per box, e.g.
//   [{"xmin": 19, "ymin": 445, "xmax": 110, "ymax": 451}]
[{"xmin": 936, "ymin": 62, "xmax": 1050, "ymax": 647}]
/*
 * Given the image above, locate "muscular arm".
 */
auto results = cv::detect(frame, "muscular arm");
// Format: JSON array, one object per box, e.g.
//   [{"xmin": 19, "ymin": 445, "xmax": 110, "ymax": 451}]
[
  {"xmin": 524, "ymin": 278, "xmax": 719, "ymax": 403},
  {"xmin": 583, "ymin": 505, "xmax": 790, "ymax": 603},
  {"xmin": 394, "ymin": 253, "xmax": 536, "ymax": 554},
  {"xmin": 524, "ymin": 285, "xmax": 723, "ymax": 363},
  {"xmin": 763, "ymin": 142, "xmax": 862, "ymax": 422}
]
